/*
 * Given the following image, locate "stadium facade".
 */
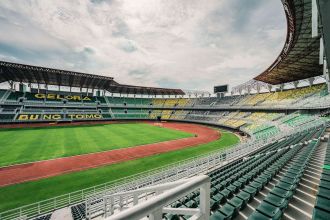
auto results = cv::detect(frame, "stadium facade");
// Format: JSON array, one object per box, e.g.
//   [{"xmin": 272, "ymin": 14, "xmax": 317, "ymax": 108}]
[{"xmin": 0, "ymin": 0, "xmax": 330, "ymax": 220}]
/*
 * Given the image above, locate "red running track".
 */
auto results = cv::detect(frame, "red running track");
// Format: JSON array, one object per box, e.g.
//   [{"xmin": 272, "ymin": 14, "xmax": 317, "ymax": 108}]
[{"xmin": 0, "ymin": 122, "xmax": 219, "ymax": 187}]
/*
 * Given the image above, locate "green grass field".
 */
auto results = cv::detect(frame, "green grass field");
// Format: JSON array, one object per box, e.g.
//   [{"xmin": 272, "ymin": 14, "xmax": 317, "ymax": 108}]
[
  {"xmin": 0, "ymin": 123, "xmax": 192, "ymax": 167},
  {"xmin": 0, "ymin": 129, "xmax": 239, "ymax": 212}
]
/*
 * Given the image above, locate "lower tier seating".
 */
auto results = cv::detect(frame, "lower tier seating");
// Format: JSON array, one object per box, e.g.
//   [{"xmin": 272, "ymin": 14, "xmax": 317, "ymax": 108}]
[
  {"xmin": 312, "ymin": 140, "xmax": 330, "ymax": 220},
  {"xmin": 163, "ymin": 127, "xmax": 325, "ymax": 220},
  {"xmin": 34, "ymin": 214, "xmax": 52, "ymax": 220},
  {"xmin": 71, "ymin": 203, "xmax": 86, "ymax": 220}
]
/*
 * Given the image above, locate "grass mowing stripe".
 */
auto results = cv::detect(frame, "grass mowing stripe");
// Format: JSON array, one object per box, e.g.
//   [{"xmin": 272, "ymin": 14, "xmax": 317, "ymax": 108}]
[
  {"xmin": 0, "ymin": 131, "xmax": 239, "ymax": 212},
  {"xmin": 0, "ymin": 123, "xmax": 193, "ymax": 167}
]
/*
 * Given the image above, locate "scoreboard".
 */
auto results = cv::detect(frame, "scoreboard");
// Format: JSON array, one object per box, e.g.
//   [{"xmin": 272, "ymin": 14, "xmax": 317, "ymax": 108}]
[{"xmin": 214, "ymin": 85, "xmax": 228, "ymax": 93}]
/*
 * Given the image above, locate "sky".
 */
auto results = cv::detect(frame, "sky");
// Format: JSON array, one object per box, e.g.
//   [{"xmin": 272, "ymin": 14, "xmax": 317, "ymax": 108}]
[{"xmin": 0, "ymin": 0, "xmax": 286, "ymax": 92}]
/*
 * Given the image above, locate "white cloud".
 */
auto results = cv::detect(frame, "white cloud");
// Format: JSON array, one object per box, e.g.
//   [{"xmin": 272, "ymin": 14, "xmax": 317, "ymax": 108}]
[{"xmin": 0, "ymin": 0, "xmax": 286, "ymax": 92}]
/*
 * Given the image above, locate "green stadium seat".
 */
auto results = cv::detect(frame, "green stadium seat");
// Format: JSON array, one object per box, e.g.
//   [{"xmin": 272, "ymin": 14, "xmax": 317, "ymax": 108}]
[
  {"xmin": 318, "ymin": 188, "xmax": 330, "ymax": 200},
  {"xmin": 283, "ymin": 171, "xmax": 301, "ymax": 180},
  {"xmin": 280, "ymin": 176, "xmax": 298, "ymax": 185},
  {"xmin": 219, "ymin": 188, "xmax": 233, "ymax": 199},
  {"xmin": 321, "ymin": 174, "xmax": 330, "ymax": 182},
  {"xmin": 228, "ymin": 196, "xmax": 244, "ymax": 211},
  {"xmin": 233, "ymin": 181, "xmax": 244, "ymax": 189},
  {"xmin": 212, "ymin": 193, "xmax": 226, "ymax": 205},
  {"xmin": 210, "ymin": 200, "xmax": 220, "ymax": 211},
  {"xmin": 215, "ymin": 183, "xmax": 225, "ymax": 191},
  {"xmin": 314, "ymin": 196, "xmax": 330, "ymax": 213},
  {"xmin": 237, "ymin": 191, "xmax": 251, "ymax": 206},
  {"xmin": 276, "ymin": 181, "xmax": 297, "ymax": 192},
  {"xmin": 239, "ymin": 176, "xmax": 250, "ymax": 183},
  {"xmin": 210, "ymin": 211, "xmax": 227, "ymax": 220},
  {"xmin": 256, "ymin": 202, "xmax": 282, "ymax": 220},
  {"xmin": 264, "ymin": 194, "xmax": 288, "ymax": 210},
  {"xmin": 211, "ymin": 187, "xmax": 219, "ymax": 195},
  {"xmin": 312, "ymin": 208, "xmax": 330, "ymax": 220},
  {"xmin": 184, "ymin": 200, "xmax": 197, "ymax": 208},
  {"xmin": 164, "ymin": 214, "xmax": 180, "ymax": 220},
  {"xmin": 243, "ymin": 185, "xmax": 257, "ymax": 198},
  {"xmin": 248, "ymin": 211, "xmax": 273, "ymax": 220},
  {"xmin": 218, "ymin": 203, "xmax": 238, "ymax": 219},
  {"xmin": 259, "ymin": 173, "xmax": 272, "ymax": 182},
  {"xmin": 323, "ymin": 170, "xmax": 330, "ymax": 176},
  {"xmin": 320, "ymin": 180, "xmax": 330, "ymax": 190},
  {"xmin": 270, "ymin": 187, "xmax": 293, "ymax": 200},
  {"xmin": 171, "ymin": 201, "xmax": 182, "ymax": 208},
  {"xmin": 254, "ymin": 176, "xmax": 268, "ymax": 187},
  {"xmin": 249, "ymin": 181, "xmax": 263, "ymax": 192},
  {"xmin": 180, "ymin": 196, "xmax": 189, "ymax": 204},
  {"xmin": 226, "ymin": 184, "xmax": 239, "ymax": 194}
]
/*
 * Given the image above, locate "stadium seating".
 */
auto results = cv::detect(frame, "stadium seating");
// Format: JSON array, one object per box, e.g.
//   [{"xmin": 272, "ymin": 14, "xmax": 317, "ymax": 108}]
[
  {"xmin": 162, "ymin": 128, "xmax": 324, "ymax": 220},
  {"xmin": 0, "ymin": 89, "xmax": 6, "ymax": 99},
  {"xmin": 239, "ymin": 93, "xmax": 271, "ymax": 106},
  {"xmin": 0, "ymin": 86, "xmax": 328, "ymax": 146},
  {"xmin": 0, "ymin": 114, "xmax": 15, "ymax": 120},
  {"xmin": 152, "ymin": 99, "xmax": 166, "ymax": 106},
  {"xmin": 161, "ymin": 110, "xmax": 173, "ymax": 119},
  {"xmin": 34, "ymin": 214, "xmax": 52, "ymax": 220},
  {"xmin": 170, "ymin": 110, "xmax": 189, "ymax": 119},
  {"xmin": 312, "ymin": 141, "xmax": 330, "ymax": 220},
  {"xmin": 7, "ymin": 91, "xmax": 24, "ymax": 101},
  {"xmin": 71, "ymin": 203, "xmax": 86, "ymax": 220}
]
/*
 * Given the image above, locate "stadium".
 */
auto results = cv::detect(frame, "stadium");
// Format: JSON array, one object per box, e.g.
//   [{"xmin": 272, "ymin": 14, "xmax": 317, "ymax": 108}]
[{"xmin": 0, "ymin": 0, "xmax": 330, "ymax": 220}]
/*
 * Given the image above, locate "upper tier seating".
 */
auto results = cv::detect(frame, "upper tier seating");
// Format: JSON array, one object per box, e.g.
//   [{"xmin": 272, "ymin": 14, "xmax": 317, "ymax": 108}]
[
  {"xmin": 0, "ymin": 89, "xmax": 8, "ymax": 100},
  {"xmin": 7, "ymin": 91, "xmax": 24, "ymax": 101}
]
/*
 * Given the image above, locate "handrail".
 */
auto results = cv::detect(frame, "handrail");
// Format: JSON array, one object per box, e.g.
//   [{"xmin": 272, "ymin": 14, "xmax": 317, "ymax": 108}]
[{"xmin": 106, "ymin": 175, "xmax": 210, "ymax": 220}]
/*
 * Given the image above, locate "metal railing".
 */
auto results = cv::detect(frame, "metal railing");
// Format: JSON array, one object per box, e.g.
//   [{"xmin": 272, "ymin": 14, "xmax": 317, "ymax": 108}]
[{"xmin": 103, "ymin": 175, "xmax": 211, "ymax": 220}]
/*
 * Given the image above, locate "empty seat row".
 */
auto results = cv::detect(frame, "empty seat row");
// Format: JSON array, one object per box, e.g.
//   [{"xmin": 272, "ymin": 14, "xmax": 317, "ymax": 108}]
[
  {"xmin": 249, "ymin": 139, "xmax": 319, "ymax": 219},
  {"xmin": 71, "ymin": 203, "xmax": 86, "ymax": 220},
  {"xmin": 210, "ymin": 142, "xmax": 302, "ymax": 220},
  {"xmin": 209, "ymin": 128, "xmax": 323, "ymax": 220},
  {"xmin": 33, "ymin": 214, "xmax": 51, "ymax": 220},
  {"xmin": 165, "ymin": 130, "xmax": 310, "ymax": 220},
  {"xmin": 313, "ymin": 139, "xmax": 330, "ymax": 220}
]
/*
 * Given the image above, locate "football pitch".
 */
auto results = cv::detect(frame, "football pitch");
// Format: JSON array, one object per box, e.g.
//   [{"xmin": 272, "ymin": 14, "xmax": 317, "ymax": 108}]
[
  {"xmin": 0, "ymin": 129, "xmax": 239, "ymax": 212},
  {"xmin": 0, "ymin": 123, "xmax": 193, "ymax": 167}
]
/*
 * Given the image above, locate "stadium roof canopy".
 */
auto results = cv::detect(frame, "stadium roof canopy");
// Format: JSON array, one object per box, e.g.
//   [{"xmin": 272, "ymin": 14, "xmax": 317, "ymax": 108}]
[
  {"xmin": 0, "ymin": 60, "xmax": 184, "ymax": 95},
  {"xmin": 254, "ymin": 0, "xmax": 323, "ymax": 85}
]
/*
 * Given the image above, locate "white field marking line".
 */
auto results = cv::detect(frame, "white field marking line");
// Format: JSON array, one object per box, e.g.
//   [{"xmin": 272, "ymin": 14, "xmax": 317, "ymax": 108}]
[{"xmin": 0, "ymin": 123, "xmax": 211, "ymax": 169}]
